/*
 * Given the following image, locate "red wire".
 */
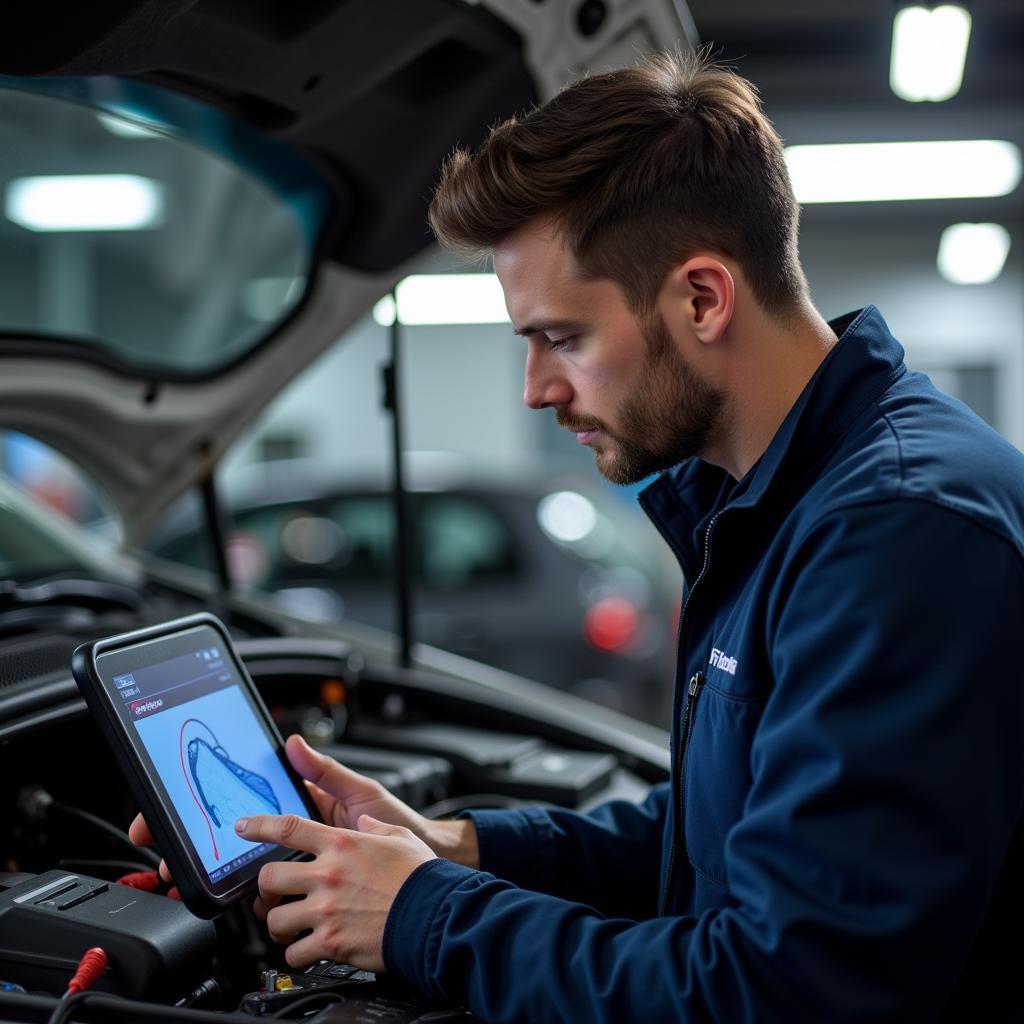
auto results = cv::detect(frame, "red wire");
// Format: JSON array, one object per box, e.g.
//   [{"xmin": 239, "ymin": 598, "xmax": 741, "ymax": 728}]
[
  {"xmin": 179, "ymin": 717, "xmax": 220, "ymax": 860},
  {"xmin": 66, "ymin": 947, "xmax": 109, "ymax": 994},
  {"xmin": 113, "ymin": 871, "xmax": 179, "ymax": 898},
  {"xmin": 114, "ymin": 871, "xmax": 161, "ymax": 891}
]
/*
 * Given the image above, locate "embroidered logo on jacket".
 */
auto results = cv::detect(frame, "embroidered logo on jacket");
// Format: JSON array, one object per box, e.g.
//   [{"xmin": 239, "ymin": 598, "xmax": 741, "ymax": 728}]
[{"xmin": 709, "ymin": 647, "xmax": 738, "ymax": 675}]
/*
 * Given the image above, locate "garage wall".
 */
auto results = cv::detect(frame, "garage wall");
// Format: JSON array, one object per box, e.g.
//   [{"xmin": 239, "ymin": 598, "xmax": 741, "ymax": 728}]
[
  {"xmin": 225, "ymin": 210, "xmax": 1022, "ymax": 488},
  {"xmin": 800, "ymin": 220, "xmax": 1023, "ymax": 443},
  {"xmin": 223, "ymin": 315, "xmax": 538, "ymax": 481}
]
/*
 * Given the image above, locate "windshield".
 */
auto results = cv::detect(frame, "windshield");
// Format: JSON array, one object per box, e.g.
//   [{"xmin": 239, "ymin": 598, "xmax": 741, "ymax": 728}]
[{"xmin": 0, "ymin": 77, "xmax": 332, "ymax": 376}]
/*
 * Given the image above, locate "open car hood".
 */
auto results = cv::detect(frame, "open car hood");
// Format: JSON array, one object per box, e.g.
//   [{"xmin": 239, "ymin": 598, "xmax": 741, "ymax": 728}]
[{"xmin": 0, "ymin": 0, "xmax": 695, "ymax": 545}]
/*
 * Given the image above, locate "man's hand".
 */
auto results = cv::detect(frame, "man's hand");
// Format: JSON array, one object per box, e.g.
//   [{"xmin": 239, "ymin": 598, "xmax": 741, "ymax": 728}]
[
  {"xmin": 279, "ymin": 735, "xmax": 479, "ymax": 868},
  {"xmin": 126, "ymin": 814, "xmax": 174, "ymax": 884},
  {"xmin": 240, "ymin": 811, "xmax": 434, "ymax": 970},
  {"xmin": 128, "ymin": 734, "xmax": 479, "ymax": 885}
]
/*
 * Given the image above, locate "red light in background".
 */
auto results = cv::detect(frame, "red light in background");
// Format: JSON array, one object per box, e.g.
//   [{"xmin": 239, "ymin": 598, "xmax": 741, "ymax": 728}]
[{"xmin": 584, "ymin": 596, "xmax": 640, "ymax": 652}]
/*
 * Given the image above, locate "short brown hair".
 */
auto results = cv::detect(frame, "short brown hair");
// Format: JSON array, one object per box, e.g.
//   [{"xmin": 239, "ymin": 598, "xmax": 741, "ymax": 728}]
[{"xmin": 429, "ymin": 49, "xmax": 807, "ymax": 318}]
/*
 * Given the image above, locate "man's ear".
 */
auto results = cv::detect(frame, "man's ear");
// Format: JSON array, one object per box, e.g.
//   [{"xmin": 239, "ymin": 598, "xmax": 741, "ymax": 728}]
[{"xmin": 663, "ymin": 256, "xmax": 735, "ymax": 344}]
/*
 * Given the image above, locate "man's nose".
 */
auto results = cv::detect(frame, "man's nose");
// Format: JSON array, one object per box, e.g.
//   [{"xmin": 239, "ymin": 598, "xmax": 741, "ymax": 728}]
[{"xmin": 523, "ymin": 345, "xmax": 572, "ymax": 410}]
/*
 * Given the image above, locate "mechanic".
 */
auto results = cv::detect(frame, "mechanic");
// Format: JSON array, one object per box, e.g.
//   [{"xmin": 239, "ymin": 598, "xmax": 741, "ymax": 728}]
[{"xmin": 134, "ymin": 51, "xmax": 1024, "ymax": 1021}]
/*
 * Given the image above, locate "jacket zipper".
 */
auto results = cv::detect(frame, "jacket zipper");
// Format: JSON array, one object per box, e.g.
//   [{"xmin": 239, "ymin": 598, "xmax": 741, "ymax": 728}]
[{"xmin": 659, "ymin": 511, "xmax": 720, "ymax": 916}]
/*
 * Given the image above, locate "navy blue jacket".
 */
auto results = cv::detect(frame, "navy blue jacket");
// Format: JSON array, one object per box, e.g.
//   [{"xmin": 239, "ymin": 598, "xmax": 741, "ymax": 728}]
[{"xmin": 383, "ymin": 306, "xmax": 1024, "ymax": 1022}]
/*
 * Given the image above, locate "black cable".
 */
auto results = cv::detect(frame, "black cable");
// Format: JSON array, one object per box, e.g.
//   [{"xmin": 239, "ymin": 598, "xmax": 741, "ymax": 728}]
[
  {"xmin": 48, "ymin": 801, "xmax": 162, "ymax": 870},
  {"xmin": 0, "ymin": 987, "xmax": 255, "ymax": 1024},
  {"xmin": 47, "ymin": 991, "xmax": 88, "ymax": 1024},
  {"xmin": 173, "ymin": 977, "xmax": 220, "ymax": 1008},
  {"xmin": 270, "ymin": 990, "xmax": 345, "ymax": 1018},
  {"xmin": 4, "ymin": 986, "xmax": 344, "ymax": 1023},
  {"xmin": 0, "ymin": 990, "xmax": 56, "ymax": 1023}
]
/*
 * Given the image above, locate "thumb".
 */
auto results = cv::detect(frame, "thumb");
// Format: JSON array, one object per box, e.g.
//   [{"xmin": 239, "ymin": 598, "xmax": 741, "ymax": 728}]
[
  {"xmin": 286, "ymin": 734, "xmax": 371, "ymax": 798},
  {"xmin": 357, "ymin": 814, "xmax": 403, "ymax": 837}
]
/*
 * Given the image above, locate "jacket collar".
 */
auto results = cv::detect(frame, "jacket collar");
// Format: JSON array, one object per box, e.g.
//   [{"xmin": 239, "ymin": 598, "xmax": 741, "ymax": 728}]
[{"xmin": 638, "ymin": 305, "xmax": 907, "ymax": 571}]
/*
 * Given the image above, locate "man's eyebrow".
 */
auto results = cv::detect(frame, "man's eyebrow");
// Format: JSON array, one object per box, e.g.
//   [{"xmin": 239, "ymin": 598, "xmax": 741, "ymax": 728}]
[{"xmin": 512, "ymin": 319, "xmax": 584, "ymax": 337}]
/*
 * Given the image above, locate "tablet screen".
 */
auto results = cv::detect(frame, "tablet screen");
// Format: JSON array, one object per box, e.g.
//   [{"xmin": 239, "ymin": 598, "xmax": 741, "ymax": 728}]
[{"xmin": 95, "ymin": 623, "xmax": 311, "ymax": 888}]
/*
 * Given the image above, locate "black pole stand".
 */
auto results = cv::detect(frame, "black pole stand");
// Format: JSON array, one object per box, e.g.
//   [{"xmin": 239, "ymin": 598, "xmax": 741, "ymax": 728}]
[
  {"xmin": 382, "ymin": 293, "xmax": 414, "ymax": 668},
  {"xmin": 199, "ymin": 471, "xmax": 232, "ymax": 594}
]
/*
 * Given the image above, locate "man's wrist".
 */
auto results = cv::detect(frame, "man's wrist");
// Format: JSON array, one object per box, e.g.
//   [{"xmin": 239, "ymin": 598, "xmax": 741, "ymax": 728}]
[{"xmin": 424, "ymin": 818, "xmax": 480, "ymax": 869}]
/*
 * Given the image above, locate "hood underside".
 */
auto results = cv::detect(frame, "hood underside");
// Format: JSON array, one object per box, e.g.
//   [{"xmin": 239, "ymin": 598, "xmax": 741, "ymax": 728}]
[{"xmin": 0, "ymin": 0, "xmax": 695, "ymax": 544}]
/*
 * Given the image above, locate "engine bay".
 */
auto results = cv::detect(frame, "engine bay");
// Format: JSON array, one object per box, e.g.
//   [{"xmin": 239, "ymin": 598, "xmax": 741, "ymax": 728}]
[{"xmin": 0, "ymin": 573, "xmax": 667, "ymax": 1021}]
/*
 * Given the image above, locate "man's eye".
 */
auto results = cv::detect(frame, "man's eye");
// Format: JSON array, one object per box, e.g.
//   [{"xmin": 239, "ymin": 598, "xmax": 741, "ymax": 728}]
[{"xmin": 547, "ymin": 334, "xmax": 576, "ymax": 351}]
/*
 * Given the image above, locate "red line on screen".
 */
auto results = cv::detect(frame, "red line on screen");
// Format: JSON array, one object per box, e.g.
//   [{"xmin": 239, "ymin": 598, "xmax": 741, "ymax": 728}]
[{"xmin": 180, "ymin": 717, "xmax": 219, "ymax": 860}]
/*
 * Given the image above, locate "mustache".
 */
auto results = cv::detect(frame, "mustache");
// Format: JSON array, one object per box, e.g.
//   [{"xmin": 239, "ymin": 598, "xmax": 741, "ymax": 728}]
[{"xmin": 556, "ymin": 410, "xmax": 606, "ymax": 433}]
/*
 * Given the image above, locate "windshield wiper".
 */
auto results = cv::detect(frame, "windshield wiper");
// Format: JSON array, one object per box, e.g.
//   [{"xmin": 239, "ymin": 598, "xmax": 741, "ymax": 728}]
[
  {"xmin": 0, "ymin": 578, "xmax": 141, "ymax": 614},
  {"xmin": 0, "ymin": 578, "xmax": 143, "ymax": 639}
]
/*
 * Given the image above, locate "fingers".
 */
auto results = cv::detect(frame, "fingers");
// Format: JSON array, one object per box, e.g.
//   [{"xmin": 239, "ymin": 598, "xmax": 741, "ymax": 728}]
[
  {"xmin": 257, "ymin": 861, "xmax": 309, "ymax": 902},
  {"xmin": 357, "ymin": 814, "xmax": 407, "ymax": 838},
  {"xmin": 235, "ymin": 813, "xmax": 329, "ymax": 854},
  {"xmin": 252, "ymin": 891, "xmax": 280, "ymax": 922},
  {"xmin": 264, "ymin": 899, "xmax": 309, "ymax": 946},
  {"xmin": 302, "ymin": 779, "xmax": 341, "ymax": 827},
  {"xmin": 254, "ymin": 858, "xmax": 310, "ymax": 923},
  {"xmin": 127, "ymin": 813, "xmax": 173, "ymax": 883},
  {"xmin": 127, "ymin": 813, "xmax": 154, "ymax": 847},
  {"xmin": 286, "ymin": 735, "xmax": 379, "ymax": 803},
  {"xmin": 247, "ymin": 815, "xmax": 413, "ymax": 975},
  {"xmin": 282, "ymin": 932, "xmax": 322, "ymax": 971}
]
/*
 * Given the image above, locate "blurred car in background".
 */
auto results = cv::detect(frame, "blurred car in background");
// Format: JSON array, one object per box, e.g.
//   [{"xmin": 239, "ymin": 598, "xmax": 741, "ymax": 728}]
[{"xmin": 148, "ymin": 459, "xmax": 680, "ymax": 723}]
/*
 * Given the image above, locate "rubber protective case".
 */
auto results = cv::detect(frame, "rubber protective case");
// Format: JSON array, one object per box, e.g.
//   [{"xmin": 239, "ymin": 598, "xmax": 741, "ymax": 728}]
[{"xmin": 71, "ymin": 612, "xmax": 321, "ymax": 919}]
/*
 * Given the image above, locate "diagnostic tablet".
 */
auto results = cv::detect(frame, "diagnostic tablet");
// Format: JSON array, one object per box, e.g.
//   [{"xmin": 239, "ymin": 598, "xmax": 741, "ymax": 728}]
[{"xmin": 72, "ymin": 612, "xmax": 321, "ymax": 918}]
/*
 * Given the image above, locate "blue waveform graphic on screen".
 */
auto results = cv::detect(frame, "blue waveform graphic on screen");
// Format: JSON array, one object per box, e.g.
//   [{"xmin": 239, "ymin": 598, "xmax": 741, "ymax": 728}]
[{"xmin": 187, "ymin": 734, "xmax": 282, "ymax": 828}]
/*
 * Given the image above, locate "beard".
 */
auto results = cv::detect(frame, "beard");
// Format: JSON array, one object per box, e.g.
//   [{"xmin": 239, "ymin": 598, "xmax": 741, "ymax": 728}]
[{"xmin": 556, "ymin": 314, "xmax": 724, "ymax": 485}]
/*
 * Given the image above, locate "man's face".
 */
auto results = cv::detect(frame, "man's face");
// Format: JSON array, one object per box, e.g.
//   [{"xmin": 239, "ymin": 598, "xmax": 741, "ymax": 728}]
[{"xmin": 494, "ymin": 220, "xmax": 723, "ymax": 484}]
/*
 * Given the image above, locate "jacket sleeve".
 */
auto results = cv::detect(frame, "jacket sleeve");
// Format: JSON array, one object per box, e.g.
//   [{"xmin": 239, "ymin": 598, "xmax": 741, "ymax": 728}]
[
  {"xmin": 460, "ymin": 782, "xmax": 668, "ymax": 918},
  {"xmin": 382, "ymin": 501, "xmax": 1024, "ymax": 1022}
]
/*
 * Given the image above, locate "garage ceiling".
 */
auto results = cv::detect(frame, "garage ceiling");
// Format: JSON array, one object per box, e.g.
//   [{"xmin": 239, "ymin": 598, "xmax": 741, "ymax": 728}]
[
  {"xmin": 687, "ymin": 0, "xmax": 1024, "ymax": 105},
  {"xmin": 684, "ymin": 0, "xmax": 1024, "ymax": 224}
]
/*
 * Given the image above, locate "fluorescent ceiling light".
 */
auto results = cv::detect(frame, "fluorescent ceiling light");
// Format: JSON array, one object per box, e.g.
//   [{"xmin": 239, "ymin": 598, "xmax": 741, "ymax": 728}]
[
  {"xmin": 784, "ymin": 140, "xmax": 1022, "ymax": 204},
  {"xmin": 5, "ymin": 174, "xmax": 164, "ymax": 231},
  {"xmin": 937, "ymin": 223, "xmax": 1011, "ymax": 284},
  {"xmin": 372, "ymin": 273, "xmax": 510, "ymax": 326},
  {"xmin": 891, "ymin": 5, "xmax": 972, "ymax": 102}
]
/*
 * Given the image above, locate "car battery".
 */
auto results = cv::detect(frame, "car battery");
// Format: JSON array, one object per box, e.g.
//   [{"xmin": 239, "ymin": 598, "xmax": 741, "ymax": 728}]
[
  {"xmin": 347, "ymin": 723, "xmax": 617, "ymax": 806},
  {"xmin": 0, "ymin": 870, "xmax": 216, "ymax": 1000},
  {"xmin": 316, "ymin": 743, "xmax": 452, "ymax": 809}
]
